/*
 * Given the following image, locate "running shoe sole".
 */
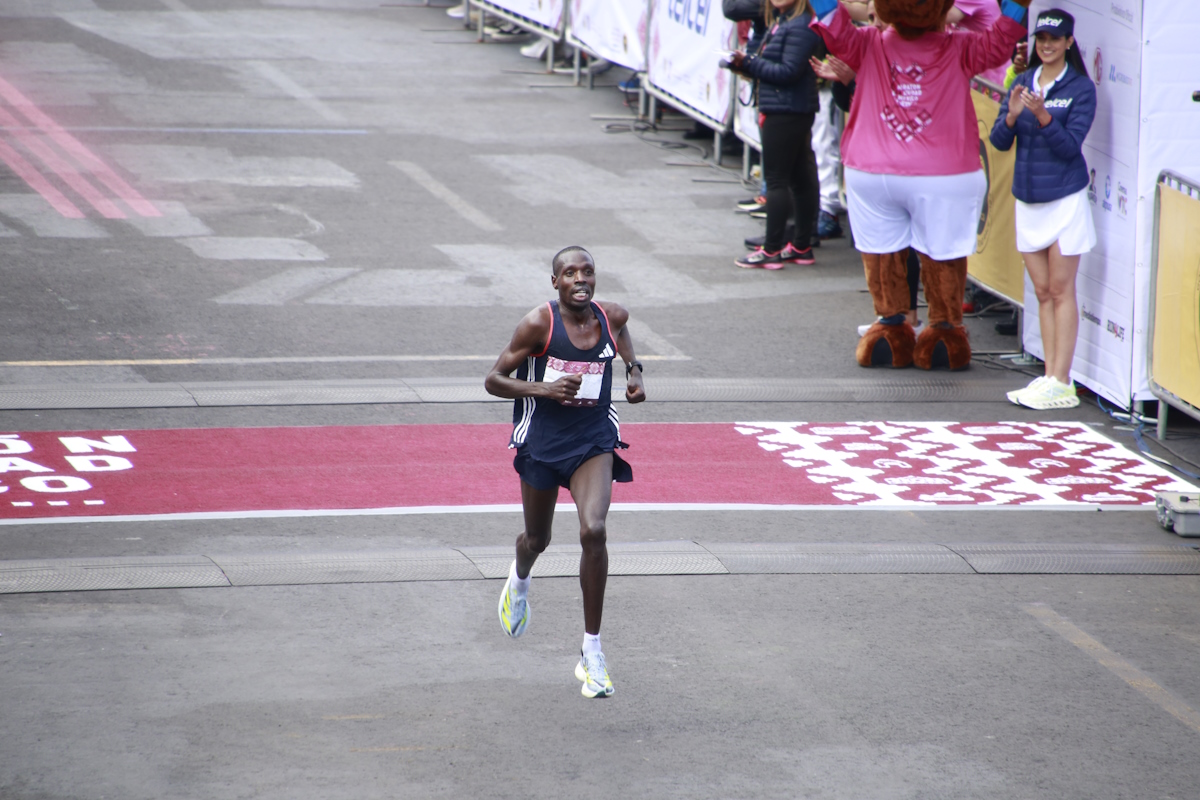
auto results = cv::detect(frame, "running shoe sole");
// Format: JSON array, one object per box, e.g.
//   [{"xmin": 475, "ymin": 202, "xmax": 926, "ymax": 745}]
[{"xmin": 575, "ymin": 658, "xmax": 615, "ymax": 698}]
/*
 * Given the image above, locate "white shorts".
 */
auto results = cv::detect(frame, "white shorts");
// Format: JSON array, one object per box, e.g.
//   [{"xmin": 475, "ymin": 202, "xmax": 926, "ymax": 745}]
[
  {"xmin": 845, "ymin": 168, "xmax": 986, "ymax": 260},
  {"xmin": 1015, "ymin": 187, "xmax": 1097, "ymax": 256}
]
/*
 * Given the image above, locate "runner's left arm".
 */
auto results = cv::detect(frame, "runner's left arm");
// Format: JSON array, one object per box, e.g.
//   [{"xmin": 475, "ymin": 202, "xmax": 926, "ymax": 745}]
[{"xmin": 599, "ymin": 302, "xmax": 645, "ymax": 404}]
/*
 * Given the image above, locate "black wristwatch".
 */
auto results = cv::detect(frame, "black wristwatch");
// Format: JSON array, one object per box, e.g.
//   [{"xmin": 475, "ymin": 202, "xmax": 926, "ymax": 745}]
[{"xmin": 625, "ymin": 361, "xmax": 644, "ymax": 378}]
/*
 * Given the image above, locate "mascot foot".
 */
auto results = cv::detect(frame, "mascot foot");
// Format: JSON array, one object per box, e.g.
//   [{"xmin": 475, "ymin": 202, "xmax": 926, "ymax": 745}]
[
  {"xmin": 856, "ymin": 320, "xmax": 915, "ymax": 368},
  {"xmin": 913, "ymin": 323, "xmax": 971, "ymax": 370}
]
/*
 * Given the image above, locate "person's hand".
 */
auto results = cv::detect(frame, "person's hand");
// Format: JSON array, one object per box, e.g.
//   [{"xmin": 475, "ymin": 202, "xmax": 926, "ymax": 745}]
[
  {"xmin": 1021, "ymin": 88, "xmax": 1052, "ymax": 126},
  {"xmin": 1011, "ymin": 46, "xmax": 1028, "ymax": 74},
  {"xmin": 625, "ymin": 370, "xmax": 645, "ymax": 404},
  {"xmin": 544, "ymin": 373, "xmax": 582, "ymax": 403},
  {"xmin": 810, "ymin": 55, "xmax": 855, "ymax": 84},
  {"xmin": 1005, "ymin": 84, "xmax": 1025, "ymax": 126}
]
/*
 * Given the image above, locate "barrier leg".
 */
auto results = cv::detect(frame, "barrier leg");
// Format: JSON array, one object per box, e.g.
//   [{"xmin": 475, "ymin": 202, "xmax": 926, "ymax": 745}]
[
  {"xmin": 588, "ymin": 57, "xmax": 595, "ymax": 90},
  {"xmin": 573, "ymin": 46, "xmax": 581, "ymax": 87},
  {"xmin": 742, "ymin": 142, "xmax": 751, "ymax": 181},
  {"xmin": 713, "ymin": 131, "xmax": 723, "ymax": 166},
  {"xmin": 638, "ymin": 83, "xmax": 647, "ymax": 119},
  {"xmin": 649, "ymin": 94, "xmax": 657, "ymax": 125},
  {"xmin": 1158, "ymin": 402, "xmax": 1168, "ymax": 440},
  {"xmin": 546, "ymin": 38, "xmax": 554, "ymax": 72},
  {"xmin": 477, "ymin": 4, "xmax": 485, "ymax": 41}
]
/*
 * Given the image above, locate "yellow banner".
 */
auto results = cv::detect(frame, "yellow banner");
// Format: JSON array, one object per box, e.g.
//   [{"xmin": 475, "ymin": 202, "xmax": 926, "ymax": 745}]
[
  {"xmin": 969, "ymin": 87, "xmax": 1024, "ymax": 305},
  {"xmin": 1151, "ymin": 184, "xmax": 1200, "ymax": 410}
]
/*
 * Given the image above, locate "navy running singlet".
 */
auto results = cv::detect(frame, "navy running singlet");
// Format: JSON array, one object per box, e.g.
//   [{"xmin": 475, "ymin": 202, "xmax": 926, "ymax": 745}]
[{"xmin": 510, "ymin": 300, "xmax": 623, "ymax": 463}]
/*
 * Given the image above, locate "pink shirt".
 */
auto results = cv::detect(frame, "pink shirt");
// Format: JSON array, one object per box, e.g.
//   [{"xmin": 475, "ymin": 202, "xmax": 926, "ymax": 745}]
[
  {"xmin": 948, "ymin": 0, "xmax": 1008, "ymax": 86},
  {"xmin": 812, "ymin": 4, "xmax": 1024, "ymax": 176}
]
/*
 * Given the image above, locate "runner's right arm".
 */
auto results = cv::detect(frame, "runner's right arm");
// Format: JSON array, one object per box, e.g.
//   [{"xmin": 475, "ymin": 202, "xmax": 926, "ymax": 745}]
[{"xmin": 485, "ymin": 305, "xmax": 582, "ymax": 402}]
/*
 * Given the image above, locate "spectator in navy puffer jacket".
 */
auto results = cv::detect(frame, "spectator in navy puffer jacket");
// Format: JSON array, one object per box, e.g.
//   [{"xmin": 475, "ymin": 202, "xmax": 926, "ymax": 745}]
[
  {"xmin": 990, "ymin": 9, "xmax": 1096, "ymax": 411},
  {"xmin": 725, "ymin": 0, "xmax": 821, "ymax": 270}
]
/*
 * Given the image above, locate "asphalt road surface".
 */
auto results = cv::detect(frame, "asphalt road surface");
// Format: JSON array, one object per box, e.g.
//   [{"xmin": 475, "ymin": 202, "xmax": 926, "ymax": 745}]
[{"xmin": 1, "ymin": 2, "xmax": 1198, "ymax": 799}]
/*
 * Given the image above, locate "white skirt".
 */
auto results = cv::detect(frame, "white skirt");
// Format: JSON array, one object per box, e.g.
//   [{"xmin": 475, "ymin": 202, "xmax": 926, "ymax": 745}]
[{"xmin": 1015, "ymin": 187, "xmax": 1097, "ymax": 255}]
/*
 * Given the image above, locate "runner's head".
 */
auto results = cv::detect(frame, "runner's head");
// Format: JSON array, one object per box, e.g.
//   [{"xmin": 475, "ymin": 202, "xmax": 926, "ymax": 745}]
[{"xmin": 551, "ymin": 246, "xmax": 595, "ymax": 309}]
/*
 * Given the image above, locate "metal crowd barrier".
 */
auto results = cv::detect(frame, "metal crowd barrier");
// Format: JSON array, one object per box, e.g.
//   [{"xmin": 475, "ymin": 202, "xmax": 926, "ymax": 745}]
[{"xmin": 1147, "ymin": 170, "xmax": 1200, "ymax": 439}]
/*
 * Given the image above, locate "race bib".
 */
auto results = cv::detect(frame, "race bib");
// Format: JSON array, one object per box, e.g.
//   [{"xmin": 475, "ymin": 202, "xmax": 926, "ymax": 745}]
[{"xmin": 544, "ymin": 356, "xmax": 605, "ymax": 407}]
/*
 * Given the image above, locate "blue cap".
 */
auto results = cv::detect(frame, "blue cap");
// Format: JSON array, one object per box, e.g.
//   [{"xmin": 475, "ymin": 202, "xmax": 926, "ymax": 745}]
[{"xmin": 1034, "ymin": 9, "xmax": 1074, "ymax": 37}]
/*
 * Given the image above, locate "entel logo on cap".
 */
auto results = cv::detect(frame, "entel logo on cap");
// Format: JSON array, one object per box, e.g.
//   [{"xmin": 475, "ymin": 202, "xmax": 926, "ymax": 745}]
[{"xmin": 1039, "ymin": 15, "xmax": 1064, "ymax": 26}]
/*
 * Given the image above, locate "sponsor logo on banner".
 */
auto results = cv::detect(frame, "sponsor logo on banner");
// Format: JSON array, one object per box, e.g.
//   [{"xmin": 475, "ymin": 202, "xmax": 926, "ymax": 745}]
[
  {"xmin": 1117, "ymin": 181, "xmax": 1129, "ymax": 217},
  {"xmin": 1087, "ymin": 168, "xmax": 1097, "ymax": 204},
  {"xmin": 1092, "ymin": 47, "xmax": 1103, "ymax": 87},
  {"xmin": 1102, "ymin": 174, "xmax": 1113, "ymax": 212},
  {"xmin": 1081, "ymin": 304, "xmax": 1101, "ymax": 326},
  {"xmin": 1108, "ymin": 64, "xmax": 1134, "ymax": 86},
  {"xmin": 1107, "ymin": 319, "xmax": 1126, "ymax": 341},
  {"xmin": 667, "ymin": 0, "xmax": 711, "ymax": 35},
  {"xmin": 1109, "ymin": 2, "xmax": 1134, "ymax": 24}
]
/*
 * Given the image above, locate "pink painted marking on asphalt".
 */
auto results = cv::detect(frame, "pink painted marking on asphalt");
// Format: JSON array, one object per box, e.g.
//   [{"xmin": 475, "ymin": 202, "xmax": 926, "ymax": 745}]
[
  {"xmin": 0, "ymin": 136, "xmax": 84, "ymax": 218},
  {"xmin": 0, "ymin": 75, "xmax": 161, "ymax": 217},
  {"xmin": 0, "ymin": 104, "xmax": 125, "ymax": 219}
]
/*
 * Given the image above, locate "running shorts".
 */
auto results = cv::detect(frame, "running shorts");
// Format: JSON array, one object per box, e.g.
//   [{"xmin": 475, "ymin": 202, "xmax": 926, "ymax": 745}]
[
  {"xmin": 1015, "ymin": 187, "xmax": 1097, "ymax": 256},
  {"xmin": 513, "ymin": 445, "xmax": 633, "ymax": 491},
  {"xmin": 845, "ymin": 168, "xmax": 986, "ymax": 261}
]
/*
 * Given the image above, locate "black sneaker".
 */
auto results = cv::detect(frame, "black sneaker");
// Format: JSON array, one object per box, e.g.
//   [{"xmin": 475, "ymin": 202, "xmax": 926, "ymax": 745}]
[
  {"xmin": 735, "ymin": 247, "xmax": 786, "ymax": 270},
  {"xmin": 782, "ymin": 244, "xmax": 815, "ymax": 265}
]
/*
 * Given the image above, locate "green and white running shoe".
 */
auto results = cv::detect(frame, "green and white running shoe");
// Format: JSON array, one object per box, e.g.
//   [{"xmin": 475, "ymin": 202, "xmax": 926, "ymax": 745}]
[
  {"xmin": 575, "ymin": 650, "xmax": 614, "ymax": 698},
  {"xmin": 1018, "ymin": 377, "xmax": 1080, "ymax": 410},
  {"xmin": 497, "ymin": 561, "xmax": 529, "ymax": 638},
  {"xmin": 1007, "ymin": 375, "xmax": 1050, "ymax": 406}
]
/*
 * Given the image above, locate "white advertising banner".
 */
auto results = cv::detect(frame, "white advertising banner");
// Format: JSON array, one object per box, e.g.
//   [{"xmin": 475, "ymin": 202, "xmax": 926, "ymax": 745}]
[
  {"xmin": 733, "ymin": 76, "xmax": 761, "ymax": 150},
  {"xmin": 1133, "ymin": 1, "xmax": 1200, "ymax": 400},
  {"xmin": 567, "ymin": 0, "xmax": 648, "ymax": 72},
  {"xmin": 476, "ymin": 0, "xmax": 565, "ymax": 36},
  {"xmin": 1022, "ymin": 0, "xmax": 1141, "ymax": 406},
  {"xmin": 646, "ymin": 0, "xmax": 737, "ymax": 128}
]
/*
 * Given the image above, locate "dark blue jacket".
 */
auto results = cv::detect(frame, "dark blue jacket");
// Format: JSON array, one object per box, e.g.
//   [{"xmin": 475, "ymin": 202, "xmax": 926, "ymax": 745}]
[
  {"xmin": 742, "ymin": 11, "xmax": 819, "ymax": 115},
  {"xmin": 989, "ymin": 65, "xmax": 1096, "ymax": 203}
]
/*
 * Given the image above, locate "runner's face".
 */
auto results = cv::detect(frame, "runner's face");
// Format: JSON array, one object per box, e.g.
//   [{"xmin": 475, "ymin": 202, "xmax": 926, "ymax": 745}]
[
  {"xmin": 1035, "ymin": 32, "xmax": 1071, "ymax": 67},
  {"xmin": 552, "ymin": 253, "xmax": 595, "ymax": 309}
]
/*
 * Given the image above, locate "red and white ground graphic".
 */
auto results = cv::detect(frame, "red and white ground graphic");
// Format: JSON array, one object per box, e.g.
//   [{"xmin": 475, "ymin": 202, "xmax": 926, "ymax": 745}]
[{"xmin": 0, "ymin": 422, "xmax": 1191, "ymax": 522}]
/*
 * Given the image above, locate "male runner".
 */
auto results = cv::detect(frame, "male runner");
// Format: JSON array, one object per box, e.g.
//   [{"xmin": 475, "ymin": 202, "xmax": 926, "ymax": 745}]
[{"xmin": 484, "ymin": 246, "xmax": 646, "ymax": 698}]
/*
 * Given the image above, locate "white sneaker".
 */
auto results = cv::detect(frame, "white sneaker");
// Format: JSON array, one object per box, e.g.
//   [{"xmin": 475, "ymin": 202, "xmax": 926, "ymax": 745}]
[
  {"xmin": 446, "ymin": 2, "xmax": 465, "ymax": 17},
  {"xmin": 575, "ymin": 650, "xmax": 614, "ymax": 698},
  {"xmin": 497, "ymin": 561, "xmax": 529, "ymax": 638},
  {"xmin": 520, "ymin": 37, "xmax": 550, "ymax": 59},
  {"xmin": 1018, "ymin": 376, "xmax": 1080, "ymax": 410},
  {"xmin": 1006, "ymin": 375, "xmax": 1049, "ymax": 406}
]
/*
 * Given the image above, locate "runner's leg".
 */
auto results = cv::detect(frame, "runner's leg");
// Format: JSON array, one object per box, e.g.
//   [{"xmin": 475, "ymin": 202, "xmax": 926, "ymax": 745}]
[
  {"xmin": 515, "ymin": 479, "xmax": 558, "ymax": 579},
  {"xmin": 568, "ymin": 452, "xmax": 614, "ymax": 635}
]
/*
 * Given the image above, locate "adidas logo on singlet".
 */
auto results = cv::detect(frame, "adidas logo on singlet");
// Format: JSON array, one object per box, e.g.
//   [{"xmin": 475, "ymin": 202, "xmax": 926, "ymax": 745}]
[{"xmin": 599, "ymin": 343, "xmax": 614, "ymax": 359}]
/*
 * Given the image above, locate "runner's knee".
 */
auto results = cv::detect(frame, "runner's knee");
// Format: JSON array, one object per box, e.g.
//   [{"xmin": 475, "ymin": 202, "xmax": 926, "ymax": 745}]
[{"xmin": 579, "ymin": 520, "xmax": 606, "ymax": 549}]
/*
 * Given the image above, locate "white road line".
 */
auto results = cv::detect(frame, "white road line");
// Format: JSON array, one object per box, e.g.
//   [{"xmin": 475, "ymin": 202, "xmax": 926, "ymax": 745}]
[
  {"xmin": 0, "ymin": 354, "xmax": 686, "ymax": 367},
  {"xmin": 213, "ymin": 267, "xmax": 359, "ymax": 305},
  {"xmin": 390, "ymin": 161, "xmax": 503, "ymax": 232},
  {"xmin": 158, "ymin": 0, "xmax": 218, "ymax": 30},
  {"xmin": 0, "ymin": 503, "xmax": 1147, "ymax": 526},
  {"xmin": 626, "ymin": 319, "xmax": 689, "ymax": 360},
  {"xmin": 1023, "ymin": 603, "xmax": 1200, "ymax": 735},
  {"xmin": 248, "ymin": 61, "xmax": 346, "ymax": 124},
  {"xmin": 180, "ymin": 237, "xmax": 328, "ymax": 262}
]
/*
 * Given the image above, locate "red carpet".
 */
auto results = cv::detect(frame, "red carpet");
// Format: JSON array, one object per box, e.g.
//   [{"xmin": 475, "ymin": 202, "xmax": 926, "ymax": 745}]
[{"xmin": 0, "ymin": 422, "xmax": 1190, "ymax": 521}]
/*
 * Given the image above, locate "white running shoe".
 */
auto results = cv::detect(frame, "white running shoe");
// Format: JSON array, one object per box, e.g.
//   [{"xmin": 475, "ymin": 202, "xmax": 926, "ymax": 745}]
[
  {"xmin": 497, "ymin": 561, "xmax": 529, "ymax": 638},
  {"xmin": 1018, "ymin": 376, "xmax": 1080, "ymax": 410},
  {"xmin": 1006, "ymin": 375, "xmax": 1049, "ymax": 406},
  {"xmin": 575, "ymin": 650, "xmax": 614, "ymax": 698},
  {"xmin": 446, "ymin": 2, "xmax": 465, "ymax": 17}
]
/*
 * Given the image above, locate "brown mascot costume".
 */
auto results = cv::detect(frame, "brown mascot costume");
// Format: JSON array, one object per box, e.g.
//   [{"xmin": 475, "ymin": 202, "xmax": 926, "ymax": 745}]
[{"xmin": 807, "ymin": 0, "xmax": 1030, "ymax": 370}]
